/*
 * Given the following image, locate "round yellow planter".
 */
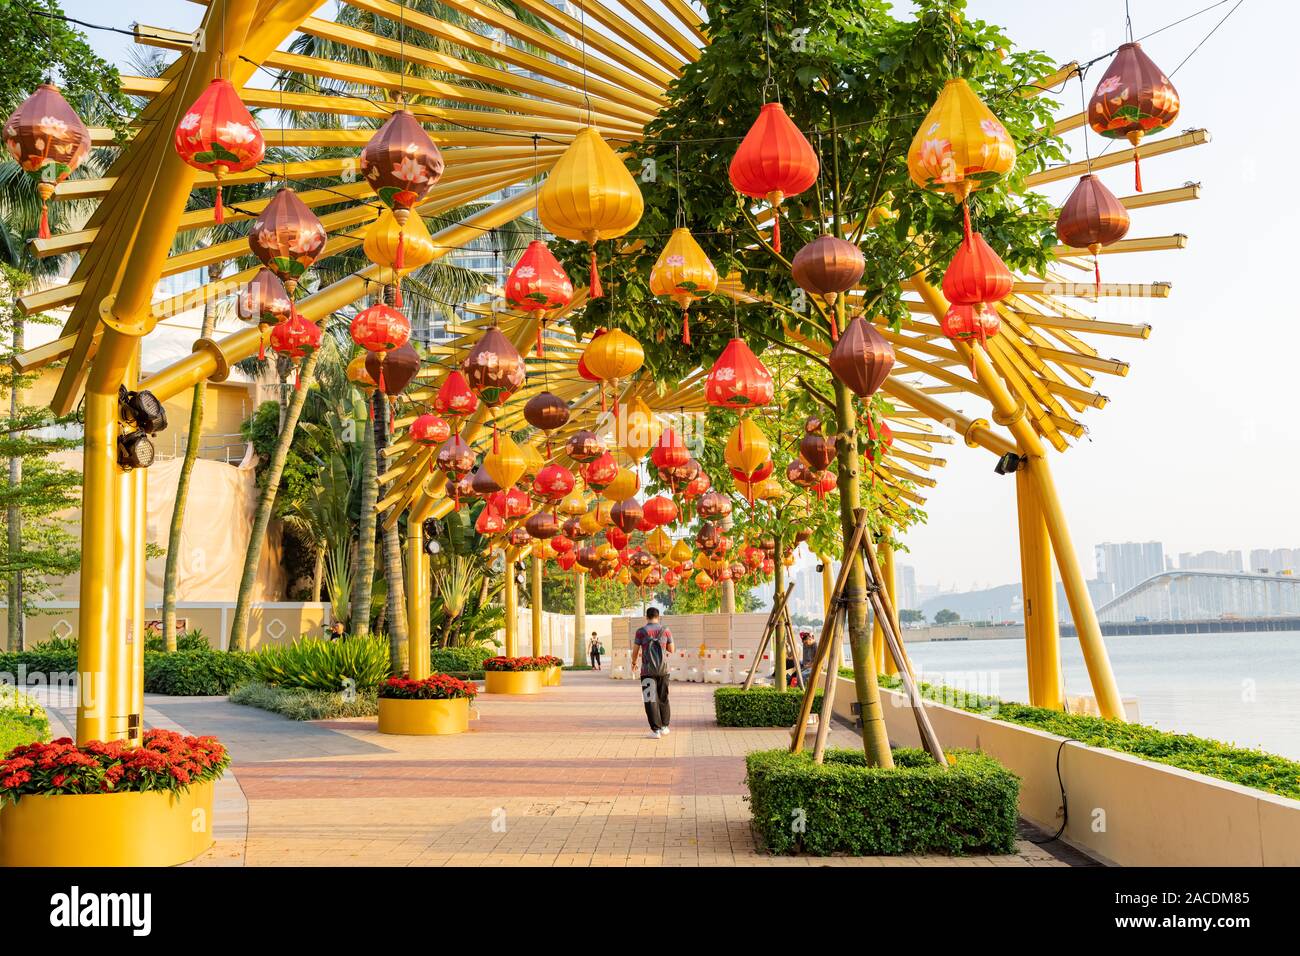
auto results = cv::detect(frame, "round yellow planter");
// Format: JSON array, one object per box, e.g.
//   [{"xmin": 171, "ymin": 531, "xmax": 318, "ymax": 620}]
[
  {"xmin": 484, "ymin": 669, "xmax": 543, "ymax": 695},
  {"xmin": 544, "ymin": 666, "xmax": 562, "ymax": 687},
  {"xmin": 377, "ymin": 696, "xmax": 470, "ymax": 735},
  {"xmin": 0, "ymin": 779, "xmax": 215, "ymax": 867}
]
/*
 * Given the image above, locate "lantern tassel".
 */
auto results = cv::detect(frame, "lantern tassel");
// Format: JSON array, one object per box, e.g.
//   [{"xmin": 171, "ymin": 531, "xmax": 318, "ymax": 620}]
[
  {"xmin": 1133, "ymin": 149, "xmax": 1142, "ymax": 192},
  {"xmin": 394, "ymin": 279, "xmax": 403, "ymax": 309},
  {"xmin": 829, "ymin": 312, "xmax": 839, "ymax": 342},
  {"xmin": 1095, "ymin": 254, "xmax": 1102, "ymax": 300},
  {"xmin": 962, "ymin": 197, "xmax": 972, "ymax": 242},
  {"xmin": 258, "ymin": 327, "xmax": 267, "ymax": 361},
  {"xmin": 294, "ymin": 366, "xmax": 302, "ymax": 391},
  {"xmin": 588, "ymin": 247, "xmax": 603, "ymax": 299},
  {"xmin": 377, "ymin": 361, "xmax": 386, "ymax": 395},
  {"xmin": 681, "ymin": 309, "xmax": 691, "ymax": 346},
  {"xmin": 772, "ymin": 210, "xmax": 781, "ymax": 254},
  {"xmin": 214, "ymin": 185, "xmax": 224, "ymax": 225},
  {"xmin": 38, "ymin": 202, "xmax": 50, "ymax": 241},
  {"xmin": 394, "ymin": 229, "xmax": 405, "ymax": 270}
]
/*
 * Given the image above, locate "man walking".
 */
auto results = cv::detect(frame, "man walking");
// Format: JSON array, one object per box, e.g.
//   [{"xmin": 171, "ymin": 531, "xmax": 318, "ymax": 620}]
[{"xmin": 631, "ymin": 606, "xmax": 673, "ymax": 739}]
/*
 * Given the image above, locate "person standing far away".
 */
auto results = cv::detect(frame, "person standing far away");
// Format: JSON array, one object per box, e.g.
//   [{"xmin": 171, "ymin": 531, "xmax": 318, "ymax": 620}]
[
  {"xmin": 631, "ymin": 606, "xmax": 674, "ymax": 739},
  {"xmin": 589, "ymin": 631, "xmax": 603, "ymax": 670}
]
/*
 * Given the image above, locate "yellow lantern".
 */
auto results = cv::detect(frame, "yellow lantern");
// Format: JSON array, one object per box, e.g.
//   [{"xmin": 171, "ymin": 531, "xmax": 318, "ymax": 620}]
[
  {"xmin": 559, "ymin": 489, "xmax": 588, "ymax": 518},
  {"xmin": 520, "ymin": 441, "xmax": 546, "ymax": 478},
  {"xmin": 724, "ymin": 419, "xmax": 771, "ymax": 481},
  {"xmin": 618, "ymin": 567, "xmax": 632, "ymax": 585},
  {"xmin": 649, "ymin": 227, "xmax": 718, "ymax": 345},
  {"xmin": 669, "ymin": 540, "xmax": 693, "ymax": 566},
  {"xmin": 363, "ymin": 208, "xmax": 435, "ymax": 307},
  {"xmin": 616, "ymin": 396, "xmax": 660, "ymax": 462},
  {"xmin": 906, "ymin": 78, "xmax": 1016, "ymax": 222},
  {"xmin": 578, "ymin": 509, "xmax": 602, "ymax": 537},
  {"xmin": 757, "ymin": 477, "xmax": 785, "ymax": 502},
  {"xmin": 645, "ymin": 527, "xmax": 671, "ymax": 558},
  {"xmin": 602, "ymin": 467, "xmax": 640, "ymax": 503},
  {"xmin": 694, "ymin": 570, "xmax": 714, "ymax": 590},
  {"xmin": 346, "ymin": 353, "xmax": 376, "ymax": 394},
  {"xmin": 583, "ymin": 328, "xmax": 645, "ymax": 413},
  {"xmin": 483, "ymin": 433, "xmax": 527, "ymax": 489},
  {"xmin": 537, "ymin": 127, "xmax": 643, "ymax": 298}
]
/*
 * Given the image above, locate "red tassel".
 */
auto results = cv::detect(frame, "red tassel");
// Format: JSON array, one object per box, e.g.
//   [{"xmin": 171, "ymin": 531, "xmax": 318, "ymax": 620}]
[
  {"xmin": 258, "ymin": 331, "xmax": 266, "ymax": 362},
  {"xmin": 681, "ymin": 310, "xmax": 691, "ymax": 346},
  {"xmin": 492, "ymin": 419, "xmax": 499, "ymax": 454},
  {"xmin": 377, "ymin": 361, "xmax": 386, "ymax": 395},
  {"xmin": 38, "ymin": 203, "xmax": 49, "ymax": 240},
  {"xmin": 394, "ymin": 281, "xmax": 403, "ymax": 309},
  {"xmin": 1094, "ymin": 255, "xmax": 1102, "ymax": 300},
  {"xmin": 772, "ymin": 206, "xmax": 781, "ymax": 254},
  {"xmin": 588, "ymin": 247, "xmax": 603, "ymax": 298},
  {"xmin": 962, "ymin": 197, "xmax": 972, "ymax": 242},
  {"xmin": 395, "ymin": 229, "xmax": 405, "ymax": 270},
  {"xmin": 1133, "ymin": 150, "xmax": 1142, "ymax": 192},
  {"xmin": 738, "ymin": 417, "xmax": 744, "ymax": 453},
  {"xmin": 294, "ymin": 366, "xmax": 302, "ymax": 391},
  {"xmin": 829, "ymin": 312, "xmax": 839, "ymax": 342},
  {"xmin": 214, "ymin": 185, "xmax": 224, "ymax": 224}
]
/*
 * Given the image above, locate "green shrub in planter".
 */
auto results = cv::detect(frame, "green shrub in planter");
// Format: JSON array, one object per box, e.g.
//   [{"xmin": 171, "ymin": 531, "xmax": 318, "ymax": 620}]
[
  {"xmin": 745, "ymin": 748, "xmax": 1020, "ymax": 856},
  {"xmin": 143, "ymin": 650, "xmax": 257, "ymax": 696},
  {"xmin": 251, "ymin": 636, "xmax": 391, "ymax": 690},
  {"xmin": 429, "ymin": 645, "xmax": 494, "ymax": 673},
  {"xmin": 229, "ymin": 681, "xmax": 379, "ymax": 720},
  {"xmin": 714, "ymin": 686, "xmax": 823, "ymax": 727}
]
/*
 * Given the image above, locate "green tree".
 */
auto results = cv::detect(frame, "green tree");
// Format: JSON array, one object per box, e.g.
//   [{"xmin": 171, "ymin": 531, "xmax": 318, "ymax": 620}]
[
  {"xmin": 934, "ymin": 608, "xmax": 960, "ymax": 625},
  {"xmin": 899, "ymin": 608, "xmax": 926, "ymax": 624}
]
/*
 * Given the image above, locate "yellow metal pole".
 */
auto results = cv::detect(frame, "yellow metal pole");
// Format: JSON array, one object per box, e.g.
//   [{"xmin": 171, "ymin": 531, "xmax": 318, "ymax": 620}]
[
  {"xmin": 531, "ymin": 554, "xmax": 543, "ymax": 657},
  {"xmin": 127, "ymin": 466, "xmax": 147, "ymax": 745},
  {"xmin": 1015, "ymin": 467, "xmax": 1043, "ymax": 704},
  {"xmin": 503, "ymin": 549, "xmax": 518, "ymax": 657},
  {"xmin": 872, "ymin": 535, "xmax": 902, "ymax": 676},
  {"xmin": 75, "ymin": 389, "xmax": 118, "ymax": 744},
  {"xmin": 405, "ymin": 519, "xmax": 429, "ymax": 679},
  {"xmin": 1027, "ymin": 481, "xmax": 1064, "ymax": 711}
]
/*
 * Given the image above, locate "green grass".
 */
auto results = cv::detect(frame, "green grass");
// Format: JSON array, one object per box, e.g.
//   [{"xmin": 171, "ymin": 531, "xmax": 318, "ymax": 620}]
[
  {"xmin": 0, "ymin": 687, "xmax": 49, "ymax": 754},
  {"xmin": 228, "ymin": 681, "xmax": 379, "ymax": 720},
  {"xmin": 841, "ymin": 668, "xmax": 1300, "ymax": 801}
]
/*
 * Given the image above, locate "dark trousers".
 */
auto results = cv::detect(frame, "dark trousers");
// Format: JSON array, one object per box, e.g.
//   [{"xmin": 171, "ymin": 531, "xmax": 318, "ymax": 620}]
[
  {"xmin": 641, "ymin": 675, "xmax": 671, "ymax": 730},
  {"xmin": 590, "ymin": 651, "xmax": 601, "ymax": 668}
]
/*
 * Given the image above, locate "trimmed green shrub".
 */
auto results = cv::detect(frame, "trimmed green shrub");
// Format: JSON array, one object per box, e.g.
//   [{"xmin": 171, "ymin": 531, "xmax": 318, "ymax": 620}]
[
  {"xmin": 746, "ymin": 747, "xmax": 1020, "ymax": 856},
  {"xmin": 0, "ymin": 646, "xmax": 77, "ymax": 679},
  {"xmin": 429, "ymin": 645, "xmax": 494, "ymax": 673},
  {"xmin": 714, "ymin": 686, "xmax": 823, "ymax": 727},
  {"xmin": 0, "ymin": 687, "xmax": 49, "ymax": 754},
  {"xmin": 871, "ymin": 673, "xmax": 1300, "ymax": 801},
  {"xmin": 251, "ymin": 636, "xmax": 391, "ymax": 691},
  {"xmin": 143, "ymin": 650, "xmax": 257, "ymax": 696},
  {"xmin": 229, "ymin": 681, "xmax": 379, "ymax": 720}
]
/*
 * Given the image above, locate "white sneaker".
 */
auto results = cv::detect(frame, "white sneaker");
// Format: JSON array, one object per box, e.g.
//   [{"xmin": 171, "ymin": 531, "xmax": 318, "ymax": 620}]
[
  {"xmin": 647, "ymin": 730, "xmax": 661, "ymax": 739},
  {"xmin": 660, "ymin": 726, "xmax": 671, "ymax": 736}
]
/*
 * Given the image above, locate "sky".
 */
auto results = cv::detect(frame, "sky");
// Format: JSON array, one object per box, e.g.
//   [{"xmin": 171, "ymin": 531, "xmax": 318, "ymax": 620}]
[{"xmin": 55, "ymin": 0, "xmax": 1295, "ymax": 590}]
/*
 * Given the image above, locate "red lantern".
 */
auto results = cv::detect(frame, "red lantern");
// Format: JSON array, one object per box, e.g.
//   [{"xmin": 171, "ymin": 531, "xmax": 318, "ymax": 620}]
[
  {"xmin": 350, "ymin": 303, "xmax": 412, "ymax": 393},
  {"xmin": 237, "ymin": 268, "xmax": 292, "ymax": 360},
  {"xmin": 865, "ymin": 416, "xmax": 895, "ymax": 464},
  {"xmin": 173, "ymin": 78, "xmax": 265, "ymax": 224},
  {"xmin": 268, "ymin": 315, "xmax": 322, "ymax": 390},
  {"xmin": 3, "ymin": 83, "xmax": 91, "ymax": 239},
  {"xmin": 410, "ymin": 413, "xmax": 451, "ymax": 448},
  {"xmin": 663, "ymin": 569, "xmax": 680, "ymax": 589},
  {"xmin": 730, "ymin": 460, "xmax": 773, "ymax": 486},
  {"xmin": 743, "ymin": 545, "xmax": 764, "ymax": 571},
  {"xmin": 1056, "ymin": 174, "xmax": 1131, "ymax": 298},
  {"xmin": 683, "ymin": 469, "xmax": 711, "ymax": 500},
  {"xmin": 551, "ymin": 534, "xmax": 574, "ymax": 554},
  {"xmin": 533, "ymin": 463, "xmax": 576, "ymax": 502},
  {"xmin": 941, "ymin": 303, "xmax": 1001, "ymax": 350},
  {"xmin": 651, "ymin": 428, "xmax": 689, "ymax": 470},
  {"xmin": 433, "ymin": 370, "xmax": 479, "ymax": 428},
  {"xmin": 248, "ymin": 187, "xmax": 327, "ymax": 294},
  {"xmin": 635, "ymin": 514, "xmax": 656, "ymax": 534},
  {"xmin": 705, "ymin": 338, "xmax": 774, "ymax": 409},
  {"xmin": 505, "ymin": 240, "xmax": 573, "ymax": 356},
  {"xmin": 557, "ymin": 551, "xmax": 578, "ymax": 572},
  {"xmin": 577, "ymin": 328, "xmax": 605, "ymax": 382},
  {"xmin": 942, "ymin": 232, "xmax": 1013, "ymax": 309},
  {"xmin": 582, "ymin": 452, "xmax": 619, "ymax": 491},
  {"xmin": 476, "ymin": 505, "xmax": 506, "ymax": 536},
  {"xmin": 1088, "ymin": 43, "xmax": 1180, "ymax": 192},
  {"xmin": 813, "ymin": 471, "xmax": 837, "ymax": 498},
  {"xmin": 489, "ymin": 487, "xmax": 531, "ymax": 520},
  {"xmin": 729, "ymin": 102, "xmax": 819, "ymax": 253},
  {"xmin": 643, "ymin": 495, "xmax": 679, "ymax": 528},
  {"xmin": 605, "ymin": 527, "xmax": 629, "ymax": 550}
]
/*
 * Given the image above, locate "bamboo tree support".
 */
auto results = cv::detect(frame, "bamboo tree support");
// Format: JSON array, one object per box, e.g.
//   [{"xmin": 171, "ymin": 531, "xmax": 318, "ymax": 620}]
[
  {"xmin": 871, "ymin": 534, "xmax": 906, "ymax": 676},
  {"xmin": 740, "ymin": 583, "xmax": 795, "ymax": 690}
]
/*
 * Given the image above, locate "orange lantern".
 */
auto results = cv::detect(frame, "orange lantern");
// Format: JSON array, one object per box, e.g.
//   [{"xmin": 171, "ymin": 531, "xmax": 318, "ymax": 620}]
[
  {"xmin": 268, "ymin": 315, "xmax": 322, "ymax": 390},
  {"xmin": 505, "ymin": 240, "xmax": 573, "ymax": 356},
  {"xmin": 350, "ymin": 303, "xmax": 412, "ymax": 393},
  {"xmin": 173, "ymin": 78, "xmax": 265, "ymax": 224},
  {"xmin": 729, "ymin": 102, "xmax": 819, "ymax": 253}
]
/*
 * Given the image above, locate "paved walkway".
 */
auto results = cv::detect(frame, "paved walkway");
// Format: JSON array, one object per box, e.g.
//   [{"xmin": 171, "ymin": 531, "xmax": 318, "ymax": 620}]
[{"xmin": 47, "ymin": 672, "xmax": 1082, "ymax": 867}]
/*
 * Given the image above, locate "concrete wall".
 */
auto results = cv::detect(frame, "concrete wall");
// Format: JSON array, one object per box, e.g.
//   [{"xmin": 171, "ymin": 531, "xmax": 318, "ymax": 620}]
[{"xmin": 830, "ymin": 676, "xmax": 1300, "ymax": 866}]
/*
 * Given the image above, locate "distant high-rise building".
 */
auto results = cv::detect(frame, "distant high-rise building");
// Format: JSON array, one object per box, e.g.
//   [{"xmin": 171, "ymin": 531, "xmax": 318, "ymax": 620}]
[
  {"xmin": 897, "ymin": 564, "xmax": 919, "ymax": 612},
  {"xmin": 1178, "ymin": 550, "xmax": 1244, "ymax": 573},
  {"xmin": 1094, "ymin": 541, "xmax": 1164, "ymax": 597},
  {"xmin": 1249, "ymin": 548, "xmax": 1299, "ymax": 573}
]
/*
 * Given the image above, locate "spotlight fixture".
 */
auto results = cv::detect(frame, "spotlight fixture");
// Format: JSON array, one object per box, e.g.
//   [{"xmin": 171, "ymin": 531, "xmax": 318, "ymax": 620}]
[
  {"xmin": 118, "ymin": 386, "xmax": 168, "ymax": 435},
  {"xmin": 994, "ymin": 452, "xmax": 1022, "ymax": 476},
  {"xmin": 422, "ymin": 518, "xmax": 441, "ymax": 539},
  {"xmin": 117, "ymin": 431, "xmax": 156, "ymax": 470},
  {"xmin": 815, "ymin": 563, "xmax": 825, "ymax": 573},
  {"xmin": 423, "ymin": 537, "xmax": 442, "ymax": 557}
]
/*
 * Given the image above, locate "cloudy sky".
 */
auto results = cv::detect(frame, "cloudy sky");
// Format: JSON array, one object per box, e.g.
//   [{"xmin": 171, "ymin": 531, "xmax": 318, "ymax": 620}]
[{"xmin": 58, "ymin": 0, "xmax": 1287, "ymax": 590}]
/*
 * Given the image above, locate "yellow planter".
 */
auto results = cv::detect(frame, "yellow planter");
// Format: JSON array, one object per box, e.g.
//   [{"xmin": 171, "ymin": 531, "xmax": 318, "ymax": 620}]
[
  {"xmin": 0, "ymin": 779, "xmax": 215, "ymax": 867},
  {"xmin": 484, "ymin": 669, "xmax": 543, "ymax": 695},
  {"xmin": 377, "ymin": 696, "xmax": 470, "ymax": 735},
  {"xmin": 544, "ymin": 666, "xmax": 563, "ymax": 687}
]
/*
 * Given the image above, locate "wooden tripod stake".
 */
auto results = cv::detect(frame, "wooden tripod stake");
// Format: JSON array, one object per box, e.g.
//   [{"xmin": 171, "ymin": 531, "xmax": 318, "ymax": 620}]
[
  {"xmin": 740, "ymin": 583, "xmax": 803, "ymax": 691},
  {"xmin": 790, "ymin": 511, "xmax": 946, "ymax": 765}
]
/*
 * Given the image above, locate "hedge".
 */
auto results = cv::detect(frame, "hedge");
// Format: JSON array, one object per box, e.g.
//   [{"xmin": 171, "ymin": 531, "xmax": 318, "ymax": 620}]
[
  {"xmin": 228, "ymin": 681, "xmax": 379, "ymax": 720},
  {"xmin": 144, "ymin": 650, "xmax": 258, "ymax": 696},
  {"xmin": 714, "ymin": 686, "xmax": 823, "ymax": 727},
  {"xmin": 746, "ymin": 747, "xmax": 1020, "ymax": 856},
  {"xmin": 429, "ymin": 645, "xmax": 494, "ymax": 673},
  {"xmin": 870, "ymin": 672, "xmax": 1300, "ymax": 801}
]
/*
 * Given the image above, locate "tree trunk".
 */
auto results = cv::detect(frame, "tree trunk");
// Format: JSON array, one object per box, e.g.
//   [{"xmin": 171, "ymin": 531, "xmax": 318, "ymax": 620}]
[
  {"xmin": 229, "ymin": 349, "xmax": 321, "ymax": 652},
  {"xmin": 373, "ymin": 392, "xmax": 408, "ymax": 671},
  {"xmin": 6, "ymin": 314, "xmax": 23, "ymax": 653},
  {"xmin": 348, "ymin": 391, "xmax": 378, "ymax": 638},
  {"xmin": 312, "ymin": 545, "xmax": 324, "ymax": 602},
  {"xmin": 773, "ymin": 532, "xmax": 786, "ymax": 687},
  {"xmin": 162, "ymin": 261, "xmax": 225, "ymax": 651}
]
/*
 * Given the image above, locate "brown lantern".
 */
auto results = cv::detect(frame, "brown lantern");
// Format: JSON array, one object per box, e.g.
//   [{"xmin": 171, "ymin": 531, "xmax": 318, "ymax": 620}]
[
  {"xmin": 3, "ymin": 83, "xmax": 91, "ymax": 239},
  {"xmin": 1088, "ymin": 42, "xmax": 1180, "ymax": 192},
  {"xmin": 696, "ymin": 522, "xmax": 722, "ymax": 553},
  {"xmin": 526, "ymin": 511, "xmax": 560, "ymax": 540},
  {"xmin": 248, "ymin": 187, "xmax": 327, "ymax": 294},
  {"xmin": 471, "ymin": 466, "xmax": 502, "ymax": 499},
  {"xmin": 791, "ymin": 235, "xmax": 865, "ymax": 340},
  {"xmin": 463, "ymin": 326, "xmax": 526, "ymax": 408},
  {"xmin": 366, "ymin": 341, "xmax": 420, "ymax": 397},
  {"xmin": 564, "ymin": 429, "xmax": 605, "ymax": 463},
  {"xmin": 610, "ymin": 498, "xmax": 644, "ymax": 534},
  {"xmin": 360, "ymin": 109, "xmax": 445, "ymax": 222},
  {"xmin": 799, "ymin": 416, "xmax": 836, "ymax": 471},
  {"xmin": 828, "ymin": 315, "xmax": 895, "ymax": 399},
  {"xmin": 696, "ymin": 490, "xmax": 732, "ymax": 519},
  {"xmin": 524, "ymin": 391, "xmax": 571, "ymax": 433},
  {"xmin": 1055, "ymin": 174, "xmax": 1131, "ymax": 298}
]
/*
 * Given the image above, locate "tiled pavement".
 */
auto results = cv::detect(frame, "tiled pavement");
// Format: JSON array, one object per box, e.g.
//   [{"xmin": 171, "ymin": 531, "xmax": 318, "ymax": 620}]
[{"xmin": 99, "ymin": 671, "xmax": 1083, "ymax": 867}]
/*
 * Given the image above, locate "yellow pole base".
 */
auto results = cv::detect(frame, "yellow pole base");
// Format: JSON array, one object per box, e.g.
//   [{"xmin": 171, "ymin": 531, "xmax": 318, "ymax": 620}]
[
  {"xmin": 484, "ymin": 670, "xmax": 543, "ymax": 695},
  {"xmin": 376, "ymin": 697, "xmax": 469, "ymax": 736}
]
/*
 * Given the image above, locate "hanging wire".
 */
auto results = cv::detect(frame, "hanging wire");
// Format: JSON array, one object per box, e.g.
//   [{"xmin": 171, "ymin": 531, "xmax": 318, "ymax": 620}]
[
  {"xmin": 1124, "ymin": 0, "xmax": 1135, "ymax": 42},
  {"xmin": 674, "ymin": 143, "xmax": 685, "ymax": 229},
  {"xmin": 398, "ymin": 0, "xmax": 407, "ymax": 104},
  {"xmin": 761, "ymin": 0, "xmax": 777, "ymax": 103},
  {"xmin": 1077, "ymin": 71, "xmax": 1093, "ymax": 172}
]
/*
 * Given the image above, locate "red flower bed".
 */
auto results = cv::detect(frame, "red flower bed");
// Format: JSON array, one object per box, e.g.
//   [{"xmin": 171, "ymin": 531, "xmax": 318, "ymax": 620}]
[
  {"xmin": 0, "ymin": 729, "xmax": 230, "ymax": 805},
  {"xmin": 482, "ymin": 656, "xmax": 550, "ymax": 672},
  {"xmin": 540, "ymin": 656, "xmax": 564, "ymax": 668},
  {"xmin": 379, "ymin": 674, "xmax": 478, "ymax": 700}
]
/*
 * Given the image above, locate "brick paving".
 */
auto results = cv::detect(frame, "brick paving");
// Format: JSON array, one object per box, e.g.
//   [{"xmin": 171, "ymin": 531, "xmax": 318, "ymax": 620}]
[{"xmin": 120, "ymin": 670, "xmax": 1082, "ymax": 867}]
